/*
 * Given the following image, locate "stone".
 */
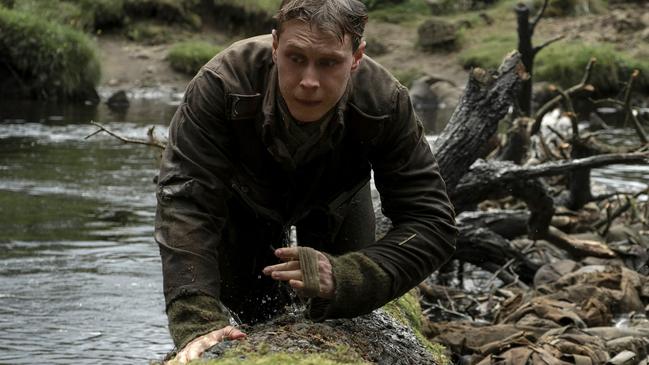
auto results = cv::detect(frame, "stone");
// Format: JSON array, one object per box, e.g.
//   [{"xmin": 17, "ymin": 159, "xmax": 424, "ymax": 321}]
[
  {"xmin": 417, "ymin": 18, "xmax": 457, "ymax": 50},
  {"xmin": 106, "ymin": 90, "xmax": 130, "ymax": 110}
]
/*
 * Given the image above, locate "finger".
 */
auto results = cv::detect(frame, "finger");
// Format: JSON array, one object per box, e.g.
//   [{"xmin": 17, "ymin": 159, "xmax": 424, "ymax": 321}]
[
  {"xmin": 270, "ymin": 269, "xmax": 303, "ymax": 282},
  {"xmin": 274, "ymin": 247, "xmax": 299, "ymax": 261},
  {"xmin": 262, "ymin": 260, "xmax": 300, "ymax": 275},
  {"xmin": 289, "ymin": 279, "xmax": 305, "ymax": 290}
]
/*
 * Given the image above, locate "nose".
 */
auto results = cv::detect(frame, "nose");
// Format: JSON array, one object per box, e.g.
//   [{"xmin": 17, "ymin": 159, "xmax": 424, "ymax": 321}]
[{"xmin": 299, "ymin": 65, "xmax": 319, "ymax": 89}]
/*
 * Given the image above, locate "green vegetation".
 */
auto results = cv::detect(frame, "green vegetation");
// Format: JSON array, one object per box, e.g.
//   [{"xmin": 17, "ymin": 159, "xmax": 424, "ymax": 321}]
[
  {"xmin": 535, "ymin": 42, "xmax": 649, "ymax": 92},
  {"xmin": 458, "ymin": 33, "xmax": 517, "ymax": 70},
  {"xmin": 126, "ymin": 21, "xmax": 174, "ymax": 44},
  {"xmin": 213, "ymin": 0, "xmax": 281, "ymax": 14},
  {"xmin": 0, "ymin": 7, "xmax": 100, "ymax": 100},
  {"xmin": 460, "ymin": 36, "xmax": 649, "ymax": 93},
  {"xmin": 384, "ymin": 292, "xmax": 450, "ymax": 365},
  {"xmin": 202, "ymin": 345, "xmax": 368, "ymax": 365},
  {"xmin": 368, "ymin": 0, "xmax": 429, "ymax": 24},
  {"xmin": 9, "ymin": 0, "xmax": 125, "ymax": 31},
  {"xmin": 392, "ymin": 67, "xmax": 427, "ymax": 88},
  {"xmin": 167, "ymin": 41, "xmax": 223, "ymax": 75}
]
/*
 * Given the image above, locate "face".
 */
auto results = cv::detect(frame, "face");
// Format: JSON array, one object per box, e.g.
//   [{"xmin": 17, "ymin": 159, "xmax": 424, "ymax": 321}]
[{"xmin": 272, "ymin": 20, "xmax": 365, "ymax": 122}]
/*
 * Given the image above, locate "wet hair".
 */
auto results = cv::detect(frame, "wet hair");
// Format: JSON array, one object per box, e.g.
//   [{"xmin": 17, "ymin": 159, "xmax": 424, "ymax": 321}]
[{"xmin": 275, "ymin": 0, "xmax": 368, "ymax": 52}]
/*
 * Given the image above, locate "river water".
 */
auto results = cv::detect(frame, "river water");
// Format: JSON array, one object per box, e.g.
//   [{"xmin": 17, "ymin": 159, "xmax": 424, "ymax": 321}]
[{"xmin": 0, "ymin": 96, "xmax": 647, "ymax": 364}]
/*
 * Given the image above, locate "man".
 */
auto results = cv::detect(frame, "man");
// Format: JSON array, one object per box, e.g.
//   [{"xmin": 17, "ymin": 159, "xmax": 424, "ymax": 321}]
[{"xmin": 155, "ymin": 0, "xmax": 457, "ymax": 362}]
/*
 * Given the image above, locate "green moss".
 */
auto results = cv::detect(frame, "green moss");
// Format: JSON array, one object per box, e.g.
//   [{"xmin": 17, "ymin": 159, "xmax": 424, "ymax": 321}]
[
  {"xmin": 458, "ymin": 33, "xmax": 517, "ymax": 70},
  {"xmin": 200, "ymin": 345, "xmax": 368, "ymax": 365},
  {"xmin": 384, "ymin": 292, "xmax": 450, "ymax": 365},
  {"xmin": 368, "ymin": 0, "xmax": 429, "ymax": 24},
  {"xmin": 535, "ymin": 42, "xmax": 649, "ymax": 93},
  {"xmin": 11, "ymin": 0, "xmax": 126, "ymax": 31},
  {"xmin": 213, "ymin": 0, "xmax": 281, "ymax": 14},
  {"xmin": 391, "ymin": 68, "xmax": 426, "ymax": 88},
  {"xmin": 167, "ymin": 41, "xmax": 223, "ymax": 75},
  {"xmin": 0, "ymin": 7, "xmax": 101, "ymax": 100},
  {"xmin": 126, "ymin": 21, "xmax": 174, "ymax": 45}
]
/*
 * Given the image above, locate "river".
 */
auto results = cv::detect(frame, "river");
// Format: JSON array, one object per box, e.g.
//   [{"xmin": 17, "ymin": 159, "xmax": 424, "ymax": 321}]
[{"xmin": 0, "ymin": 95, "xmax": 647, "ymax": 364}]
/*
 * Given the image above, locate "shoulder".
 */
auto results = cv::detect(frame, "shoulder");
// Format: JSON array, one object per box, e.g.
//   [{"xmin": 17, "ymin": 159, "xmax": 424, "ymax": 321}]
[
  {"xmin": 201, "ymin": 34, "xmax": 274, "ymax": 94},
  {"xmin": 348, "ymin": 55, "xmax": 405, "ymax": 119}
]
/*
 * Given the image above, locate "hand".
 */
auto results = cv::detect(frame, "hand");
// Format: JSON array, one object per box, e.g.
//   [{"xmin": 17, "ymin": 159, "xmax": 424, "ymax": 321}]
[
  {"xmin": 169, "ymin": 326, "xmax": 246, "ymax": 364},
  {"xmin": 263, "ymin": 247, "xmax": 335, "ymax": 299}
]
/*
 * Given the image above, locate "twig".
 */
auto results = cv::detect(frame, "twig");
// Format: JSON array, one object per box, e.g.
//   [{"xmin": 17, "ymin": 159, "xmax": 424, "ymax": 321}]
[
  {"xmin": 532, "ymin": 58, "xmax": 596, "ymax": 135},
  {"xmin": 533, "ymin": 35, "xmax": 565, "ymax": 55},
  {"xmin": 485, "ymin": 258, "xmax": 516, "ymax": 289},
  {"xmin": 546, "ymin": 125, "xmax": 567, "ymax": 142},
  {"xmin": 531, "ymin": 0, "xmax": 549, "ymax": 31},
  {"xmin": 622, "ymin": 70, "xmax": 649, "ymax": 144},
  {"xmin": 85, "ymin": 121, "xmax": 166, "ymax": 149}
]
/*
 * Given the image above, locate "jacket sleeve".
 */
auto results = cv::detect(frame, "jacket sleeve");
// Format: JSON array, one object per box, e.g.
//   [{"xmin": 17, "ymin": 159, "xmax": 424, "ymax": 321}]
[
  {"xmin": 309, "ymin": 85, "xmax": 457, "ymax": 320},
  {"xmin": 155, "ymin": 68, "xmax": 233, "ymax": 346}
]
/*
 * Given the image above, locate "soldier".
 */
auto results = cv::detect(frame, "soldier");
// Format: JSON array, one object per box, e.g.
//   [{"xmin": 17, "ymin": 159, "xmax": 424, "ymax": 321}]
[{"xmin": 155, "ymin": 0, "xmax": 457, "ymax": 362}]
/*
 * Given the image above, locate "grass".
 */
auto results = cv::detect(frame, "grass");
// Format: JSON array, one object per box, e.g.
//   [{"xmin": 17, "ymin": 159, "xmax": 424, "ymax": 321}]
[
  {"xmin": 213, "ymin": 0, "xmax": 281, "ymax": 14},
  {"xmin": 10, "ymin": 0, "xmax": 126, "ymax": 31},
  {"xmin": 167, "ymin": 41, "xmax": 223, "ymax": 75},
  {"xmin": 0, "ymin": 6, "xmax": 101, "ymax": 100},
  {"xmin": 535, "ymin": 42, "xmax": 649, "ymax": 93},
  {"xmin": 368, "ymin": 0, "xmax": 430, "ymax": 25}
]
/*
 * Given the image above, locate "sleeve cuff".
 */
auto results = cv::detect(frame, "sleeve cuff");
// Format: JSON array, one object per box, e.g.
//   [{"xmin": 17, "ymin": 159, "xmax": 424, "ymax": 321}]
[
  {"xmin": 308, "ymin": 252, "xmax": 392, "ymax": 321},
  {"xmin": 167, "ymin": 294, "xmax": 230, "ymax": 350}
]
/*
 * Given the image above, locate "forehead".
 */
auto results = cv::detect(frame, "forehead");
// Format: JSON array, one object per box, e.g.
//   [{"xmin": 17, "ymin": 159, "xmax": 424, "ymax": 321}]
[{"xmin": 279, "ymin": 19, "xmax": 353, "ymax": 55}]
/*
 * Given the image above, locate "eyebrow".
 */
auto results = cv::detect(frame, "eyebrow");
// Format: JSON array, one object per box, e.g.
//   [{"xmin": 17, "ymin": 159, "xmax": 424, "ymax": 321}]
[{"xmin": 284, "ymin": 42, "xmax": 348, "ymax": 60}]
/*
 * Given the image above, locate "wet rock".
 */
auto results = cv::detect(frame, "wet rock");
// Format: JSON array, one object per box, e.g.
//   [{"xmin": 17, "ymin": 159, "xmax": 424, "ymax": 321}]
[
  {"xmin": 203, "ymin": 299, "xmax": 443, "ymax": 364},
  {"xmin": 106, "ymin": 90, "xmax": 130, "ymax": 110},
  {"xmin": 417, "ymin": 18, "xmax": 457, "ymax": 50}
]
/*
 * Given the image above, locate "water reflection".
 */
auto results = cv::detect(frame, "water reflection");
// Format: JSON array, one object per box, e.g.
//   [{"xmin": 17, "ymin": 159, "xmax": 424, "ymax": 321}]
[{"xmin": 0, "ymin": 97, "xmax": 177, "ymax": 364}]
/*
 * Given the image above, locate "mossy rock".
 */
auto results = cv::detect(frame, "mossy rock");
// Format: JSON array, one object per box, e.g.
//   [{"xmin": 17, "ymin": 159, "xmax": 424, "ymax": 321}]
[
  {"xmin": 167, "ymin": 41, "xmax": 223, "ymax": 75},
  {"xmin": 0, "ymin": 6, "xmax": 100, "ymax": 100},
  {"xmin": 168, "ymin": 292, "xmax": 449, "ymax": 365}
]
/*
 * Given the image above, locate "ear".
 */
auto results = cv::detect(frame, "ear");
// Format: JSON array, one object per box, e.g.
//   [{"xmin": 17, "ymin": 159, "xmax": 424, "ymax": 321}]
[
  {"xmin": 350, "ymin": 40, "xmax": 366, "ymax": 72},
  {"xmin": 272, "ymin": 29, "xmax": 279, "ymax": 63}
]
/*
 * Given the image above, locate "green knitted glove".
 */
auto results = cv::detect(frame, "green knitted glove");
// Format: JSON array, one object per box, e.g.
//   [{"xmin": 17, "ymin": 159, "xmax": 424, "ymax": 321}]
[
  {"xmin": 167, "ymin": 294, "xmax": 230, "ymax": 350},
  {"xmin": 308, "ymin": 252, "xmax": 392, "ymax": 321}
]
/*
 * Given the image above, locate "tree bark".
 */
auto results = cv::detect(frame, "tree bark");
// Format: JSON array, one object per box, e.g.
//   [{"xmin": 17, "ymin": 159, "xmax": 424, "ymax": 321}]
[{"xmin": 433, "ymin": 52, "xmax": 526, "ymax": 192}]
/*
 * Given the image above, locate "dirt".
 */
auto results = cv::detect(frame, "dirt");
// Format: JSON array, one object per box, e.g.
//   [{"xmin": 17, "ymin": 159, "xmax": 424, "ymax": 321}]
[
  {"xmin": 97, "ymin": 34, "xmax": 192, "ymax": 93},
  {"xmin": 95, "ymin": 3, "xmax": 649, "ymax": 96}
]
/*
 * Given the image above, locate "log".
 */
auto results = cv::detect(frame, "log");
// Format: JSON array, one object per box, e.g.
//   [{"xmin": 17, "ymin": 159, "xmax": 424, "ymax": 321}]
[
  {"xmin": 433, "ymin": 52, "xmax": 526, "ymax": 193},
  {"xmin": 191, "ymin": 293, "xmax": 448, "ymax": 365}
]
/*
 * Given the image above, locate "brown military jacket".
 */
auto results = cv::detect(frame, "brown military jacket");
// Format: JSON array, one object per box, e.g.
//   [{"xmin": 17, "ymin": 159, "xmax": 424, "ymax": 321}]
[{"xmin": 155, "ymin": 35, "xmax": 457, "ymax": 325}]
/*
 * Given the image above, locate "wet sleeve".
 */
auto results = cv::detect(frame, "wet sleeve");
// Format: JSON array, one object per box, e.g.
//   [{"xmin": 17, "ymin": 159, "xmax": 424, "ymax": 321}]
[
  {"xmin": 367, "ymin": 84, "xmax": 458, "ymax": 300},
  {"xmin": 167, "ymin": 294, "xmax": 230, "ymax": 350},
  {"xmin": 155, "ymin": 69, "xmax": 233, "ymax": 318},
  {"xmin": 310, "ymin": 86, "xmax": 457, "ymax": 320}
]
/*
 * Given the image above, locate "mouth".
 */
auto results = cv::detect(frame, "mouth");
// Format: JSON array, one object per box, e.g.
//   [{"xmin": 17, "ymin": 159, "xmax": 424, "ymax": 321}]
[{"xmin": 295, "ymin": 98, "xmax": 321, "ymax": 107}]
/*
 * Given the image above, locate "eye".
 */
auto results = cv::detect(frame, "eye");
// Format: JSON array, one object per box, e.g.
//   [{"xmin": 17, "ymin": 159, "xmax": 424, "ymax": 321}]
[
  {"xmin": 288, "ymin": 54, "xmax": 305, "ymax": 64},
  {"xmin": 319, "ymin": 59, "xmax": 339, "ymax": 67}
]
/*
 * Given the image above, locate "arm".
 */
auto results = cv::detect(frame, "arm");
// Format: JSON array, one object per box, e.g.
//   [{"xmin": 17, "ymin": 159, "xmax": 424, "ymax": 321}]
[
  {"xmin": 309, "ymin": 85, "xmax": 458, "ymax": 319},
  {"xmin": 155, "ymin": 68, "xmax": 236, "ymax": 350}
]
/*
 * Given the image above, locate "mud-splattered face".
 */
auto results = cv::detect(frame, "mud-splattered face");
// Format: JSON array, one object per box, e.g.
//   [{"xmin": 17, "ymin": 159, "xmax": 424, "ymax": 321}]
[{"xmin": 272, "ymin": 20, "xmax": 365, "ymax": 122}]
